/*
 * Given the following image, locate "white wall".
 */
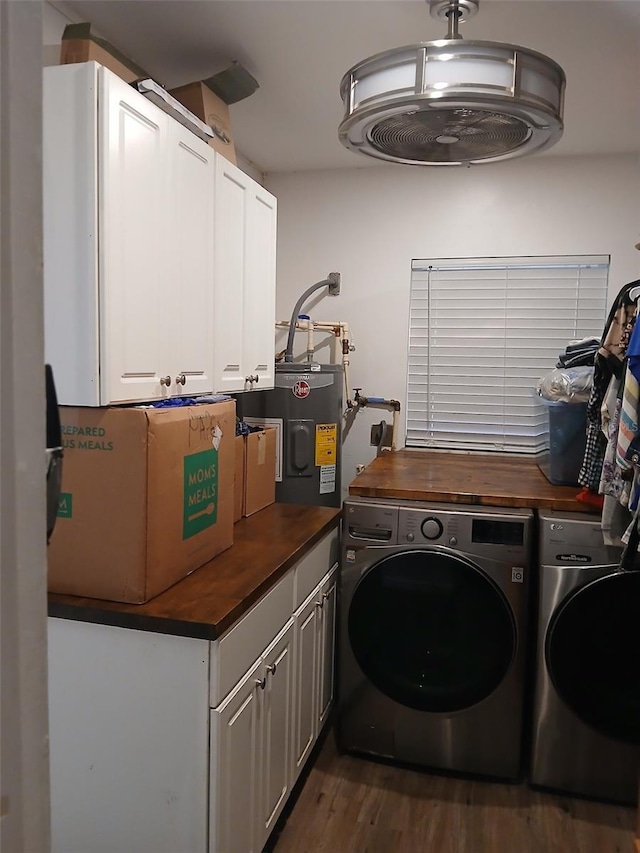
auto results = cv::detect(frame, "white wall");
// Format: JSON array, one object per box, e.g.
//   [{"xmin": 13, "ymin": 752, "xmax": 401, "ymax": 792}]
[
  {"xmin": 268, "ymin": 154, "xmax": 640, "ymax": 493},
  {"xmin": 43, "ymin": 1, "xmax": 265, "ymax": 184},
  {"xmin": 43, "ymin": 1, "xmax": 74, "ymax": 66}
]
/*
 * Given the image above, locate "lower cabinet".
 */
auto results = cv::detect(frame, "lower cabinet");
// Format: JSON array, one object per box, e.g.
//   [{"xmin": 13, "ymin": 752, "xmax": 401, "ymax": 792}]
[
  {"xmin": 261, "ymin": 622, "xmax": 295, "ymax": 846},
  {"xmin": 210, "ymin": 621, "xmax": 294, "ymax": 853},
  {"xmin": 318, "ymin": 570, "xmax": 338, "ymax": 730},
  {"xmin": 48, "ymin": 527, "xmax": 339, "ymax": 853},
  {"xmin": 208, "ymin": 529, "xmax": 339, "ymax": 852},
  {"xmin": 48, "ymin": 620, "xmax": 210, "ymax": 853},
  {"xmin": 292, "ymin": 568, "xmax": 337, "ymax": 782}
]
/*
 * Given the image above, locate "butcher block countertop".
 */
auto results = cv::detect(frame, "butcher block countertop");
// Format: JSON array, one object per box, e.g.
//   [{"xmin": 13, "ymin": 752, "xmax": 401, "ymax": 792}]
[
  {"xmin": 349, "ymin": 449, "xmax": 592, "ymax": 513},
  {"xmin": 48, "ymin": 503, "xmax": 341, "ymax": 641}
]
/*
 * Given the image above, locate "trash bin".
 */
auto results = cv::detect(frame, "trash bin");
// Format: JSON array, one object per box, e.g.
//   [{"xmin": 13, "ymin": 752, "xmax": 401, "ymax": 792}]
[{"xmin": 537, "ymin": 399, "xmax": 588, "ymax": 486}]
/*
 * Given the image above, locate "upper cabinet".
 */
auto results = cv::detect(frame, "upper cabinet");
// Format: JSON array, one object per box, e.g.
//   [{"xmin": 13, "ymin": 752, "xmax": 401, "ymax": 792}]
[
  {"xmin": 44, "ymin": 62, "xmax": 276, "ymax": 407},
  {"xmin": 166, "ymin": 121, "xmax": 216, "ymax": 397},
  {"xmin": 100, "ymin": 70, "xmax": 172, "ymax": 403},
  {"xmin": 213, "ymin": 158, "xmax": 277, "ymax": 394}
]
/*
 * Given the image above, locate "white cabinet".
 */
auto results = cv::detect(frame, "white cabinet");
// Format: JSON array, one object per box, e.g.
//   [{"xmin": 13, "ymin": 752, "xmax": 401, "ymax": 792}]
[
  {"xmin": 48, "ymin": 619, "xmax": 210, "ymax": 853},
  {"xmin": 292, "ymin": 566, "xmax": 338, "ymax": 783},
  {"xmin": 259, "ymin": 622, "xmax": 294, "ymax": 847},
  {"xmin": 48, "ymin": 527, "xmax": 338, "ymax": 853},
  {"xmin": 291, "ymin": 589, "xmax": 319, "ymax": 777},
  {"xmin": 213, "ymin": 157, "xmax": 277, "ymax": 394},
  {"xmin": 208, "ymin": 529, "xmax": 338, "ymax": 852},
  {"xmin": 209, "ymin": 565, "xmax": 295, "ymax": 853},
  {"xmin": 44, "ymin": 62, "xmax": 216, "ymax": 406},
  {"xmin": 210, "ymin": 658, "xmax": 261, "ymax": 853},
  {"xmin": 44, "ymin": 62, "xmax": 276, "ymax": 406},
  {"xmin": 210, "ymin": 620, "xmax": 294, "ymax": 853},
  {"xmin": 318, "ymin": 570, "xmax": 338, "ymax": 729},
  {"xmin": 99, "ymin": 67, "xmax": 173, "ymax": 404},
  {"xmin": 167, "ymin": 120, "xmax": 216, "ymax": 396}
]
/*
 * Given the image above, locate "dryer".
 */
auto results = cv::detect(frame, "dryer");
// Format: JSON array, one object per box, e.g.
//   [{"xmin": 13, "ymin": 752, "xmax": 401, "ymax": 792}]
[
  {"xmin": 530, "ymin": 510, "xmax": 640, "ymax": 804},
  {"xmin": 338, "ymin": 499, "xmax": 533, "ymax": 781}
]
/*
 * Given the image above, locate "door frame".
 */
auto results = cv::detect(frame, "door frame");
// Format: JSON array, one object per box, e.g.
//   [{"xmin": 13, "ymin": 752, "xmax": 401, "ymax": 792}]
[{"xmin": 0, "ymin": 2, "xmax": 50, "ymax": 849}]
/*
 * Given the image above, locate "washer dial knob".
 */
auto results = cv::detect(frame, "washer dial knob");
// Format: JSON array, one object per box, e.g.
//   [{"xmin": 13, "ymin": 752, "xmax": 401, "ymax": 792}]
[{"xmin": 421, "ymin": 517, "xmax": 443, "ymax": 540}]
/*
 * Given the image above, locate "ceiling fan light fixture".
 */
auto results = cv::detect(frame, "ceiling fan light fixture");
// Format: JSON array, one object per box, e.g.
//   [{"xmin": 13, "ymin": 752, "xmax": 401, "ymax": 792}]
[{"xmin": 338, "ymin": 0, "xmax": 566, "ymax": 166}]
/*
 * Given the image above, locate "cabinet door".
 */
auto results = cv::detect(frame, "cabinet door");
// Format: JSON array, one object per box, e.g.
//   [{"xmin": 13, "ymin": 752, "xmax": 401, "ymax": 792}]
[
  {"xmin": 258, "ymin": 620, "xmax": 294, "ymax": 850},
  {"xmin": 168, "ymin": 123, "xmax": 215, "ymax": 396},
  {"xmin": 213, "ymin": 160, "xmax": 277, "ymax": 394},
  {"xmin": 213, "ymin": 157, "xmax": 250, "ymax": 393},
  {"xmin": 99, "ymin": 69, "xmax": 172, "ymax": 404},
  {"xmin": 210, "ymin": 658, "xmax": 262, "ymax": 853},
  {"xmin": 318, "ymin": 567, "xmax": 338, "ymax": 729},
  {"xmin": 243, "ymin": 184, "xmax": 277, "ymax": 390},
  {"xmin": 292, "ymin": 593, "xmax": 320, "ymax": 782}
]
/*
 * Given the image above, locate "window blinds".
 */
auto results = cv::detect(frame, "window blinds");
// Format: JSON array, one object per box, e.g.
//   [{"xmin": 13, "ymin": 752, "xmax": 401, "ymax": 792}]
[{"xmin": 407, "ymin": 256, "xmax": 609, "ymax": 454}]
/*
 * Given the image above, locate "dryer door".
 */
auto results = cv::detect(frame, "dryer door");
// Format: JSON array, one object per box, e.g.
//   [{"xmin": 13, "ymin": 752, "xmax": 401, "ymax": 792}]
[
  {"xmin": 546, "ymin": 571, "xmax": 640, "ymax": 744},
  {"xmin": 348, "ymin": 549, "xmax": 516, "ymax": 713}
]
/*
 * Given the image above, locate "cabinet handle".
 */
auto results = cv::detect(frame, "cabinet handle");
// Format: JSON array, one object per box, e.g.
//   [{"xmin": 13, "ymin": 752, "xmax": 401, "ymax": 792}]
[
  {"xmin": 245, "ymin": 374, "xmax": 259, "ymax": 386},
  {"xmin": 266, "ymin": 663, "xmax": 277, "ymax": 676},
  {"xmin": 322, "ymin": 592, "xmax": 330, "ymax": 601},
  {"xmin": 175, "ymin": 373, "xmax": 187, "ymax": 386},
  {"xmin": 255, "ymin": 677, "xmax": 266, "ymax": 691},
  {"xmin": 160, "ymin": 376, "xmax": 172, "ymax": 387},
  {"xmin": 315, "ymin": 599, "xmax": 325, "ymax": 610}
]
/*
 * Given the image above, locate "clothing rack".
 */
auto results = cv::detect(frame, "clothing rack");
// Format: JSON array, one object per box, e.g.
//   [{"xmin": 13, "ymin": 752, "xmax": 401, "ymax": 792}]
[{"xmin": 578, "ymin": 279, "xmax": 640, "ymax": 549}]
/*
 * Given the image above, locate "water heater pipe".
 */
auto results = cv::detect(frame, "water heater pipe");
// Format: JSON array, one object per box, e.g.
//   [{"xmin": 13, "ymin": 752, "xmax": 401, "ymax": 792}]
[
  {"xmin": 283, "ymin": 273, "xmax": 340, "ymax": 362},
  {"xmin": 276, "ymin": 318, "xmax": 401, "ymax": 449},
  {"xmin": 276, "ymin": 319, "xmax": 355, "ymax": 408},
  {"xmin": 352, "ymin": 390, "xmax": 401, "ymax": 452}
]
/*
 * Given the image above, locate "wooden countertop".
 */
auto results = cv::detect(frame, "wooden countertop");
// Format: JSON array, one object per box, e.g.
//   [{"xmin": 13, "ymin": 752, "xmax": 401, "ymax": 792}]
[
  {"xmin": 349, "ymin": 450, "xmax": 593, "ymax": 512},
  {"xmin": 48, "ymin": 502, "xmax": 341, "ymax": 641}
]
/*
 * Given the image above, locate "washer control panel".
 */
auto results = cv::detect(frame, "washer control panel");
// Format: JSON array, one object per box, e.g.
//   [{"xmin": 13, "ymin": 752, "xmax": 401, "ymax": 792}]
[
  {"xmin": 400, "ymin": 509, "xmax": 458, "ymax": 545},
  {"xmin": 397, "ymin": 503, "xmax": 532, "ymax": 558},
  {"xmin": 421, "ymin": 517, "xmax": 443, "ymax": 540},
  {"xmin": 343, "ymin": 500, "xmax": 532, "ymax": 558}
]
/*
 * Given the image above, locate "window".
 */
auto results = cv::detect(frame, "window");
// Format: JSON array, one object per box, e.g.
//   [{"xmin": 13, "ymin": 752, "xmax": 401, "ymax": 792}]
[{"xmin": 406, "ymin": 255, "xmax": 609, "ymax": 454}]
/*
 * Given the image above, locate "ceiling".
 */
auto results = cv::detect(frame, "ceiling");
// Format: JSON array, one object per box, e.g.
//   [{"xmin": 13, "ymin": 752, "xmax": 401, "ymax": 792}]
[{"xmin": 51, "ymin": 0, "xmax": 640, "ymax": 175}]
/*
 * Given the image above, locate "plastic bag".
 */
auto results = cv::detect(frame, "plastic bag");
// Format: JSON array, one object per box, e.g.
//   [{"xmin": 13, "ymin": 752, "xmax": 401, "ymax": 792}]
[{"xmin": 535, "ymin": 365, "xmax": 594, "ymax": 403}]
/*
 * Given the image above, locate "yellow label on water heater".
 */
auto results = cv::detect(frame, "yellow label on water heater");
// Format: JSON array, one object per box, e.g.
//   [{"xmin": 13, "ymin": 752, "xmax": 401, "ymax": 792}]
[{"xmin": 315, "ymin": 423, "xmax": 337, "ymax": 466}]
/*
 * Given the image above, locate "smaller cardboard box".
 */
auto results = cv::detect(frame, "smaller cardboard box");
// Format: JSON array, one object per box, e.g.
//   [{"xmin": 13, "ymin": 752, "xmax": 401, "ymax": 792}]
[
  {"xmin": 60, "ymin": 22, "xmax": 149, "ymax": 85},
  {"xmin": 168, "ymin": 81, "xmax": 237, "ymax": 164},
  {"xmin": 243, "ymin": 428, "xmax": 277, "ymax": 517},
  {"xmin": 48, "ymin": 401, "xmax": 235, "ymax": 604},
  {"xmin": 234, "ymin": 435, "xmax": 245, "ymax": 524}
]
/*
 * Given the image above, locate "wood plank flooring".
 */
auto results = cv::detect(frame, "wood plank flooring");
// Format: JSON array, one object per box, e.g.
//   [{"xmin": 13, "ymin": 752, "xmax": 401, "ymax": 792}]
[{"xmin": 270, "ymin": 728, "xmax": 636, "ymax": 853}]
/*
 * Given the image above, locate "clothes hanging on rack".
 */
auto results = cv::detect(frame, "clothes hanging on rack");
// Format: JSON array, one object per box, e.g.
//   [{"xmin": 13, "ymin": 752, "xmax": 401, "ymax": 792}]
[
  {"xmin": 578, "ymin": 280, "xmax": 640, "ymax": 492},
  {"xmin": 598, "ymin": 376, "xmax": 625, "ymax": 502}
]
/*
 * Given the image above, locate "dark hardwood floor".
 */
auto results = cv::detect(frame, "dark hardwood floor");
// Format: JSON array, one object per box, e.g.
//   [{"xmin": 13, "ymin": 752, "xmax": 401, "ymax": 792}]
[{"xmin": 271, "ymin": 728, "xmax": 636, "ymax": 853}]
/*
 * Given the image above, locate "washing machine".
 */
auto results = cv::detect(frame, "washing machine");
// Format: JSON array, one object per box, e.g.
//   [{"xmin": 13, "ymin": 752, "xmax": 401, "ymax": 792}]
[
  {"xmin": 337, "ymin": 498, "xmax": 533, "ymax": 781},
  {"xmin": 530, "ymin": 510, "xmax": 640, "ymax": 804}
]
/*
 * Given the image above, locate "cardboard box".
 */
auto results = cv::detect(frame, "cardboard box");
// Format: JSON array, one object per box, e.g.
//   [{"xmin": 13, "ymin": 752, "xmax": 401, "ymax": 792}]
[
  {"xmin": 48, "ymin": 401, "xmax": 235, "ymax": 604},
  {"xmin": 234, "ymin": 435, "xmax": 245, "ymax": 524},
  {"xmin": 60, "ymin": 22, "xmax": 149, "ymax": 85},
  {"xmin": 243, "ymin": 428, "xmax": 277, "ymax": 517},
  {"xmin": 168, "ymin": 81, "xmax": 237, "ymax": 164}
]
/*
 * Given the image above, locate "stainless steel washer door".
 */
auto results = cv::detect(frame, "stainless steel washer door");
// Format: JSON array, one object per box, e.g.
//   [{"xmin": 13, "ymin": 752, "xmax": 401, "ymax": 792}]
[
  {"xmin": 348, "ymin": 548, "xmax": 517, "ymax": 713},
  {"xmin": 546, "ymin": 570, "xmax": 640, "ymax": 744}
]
